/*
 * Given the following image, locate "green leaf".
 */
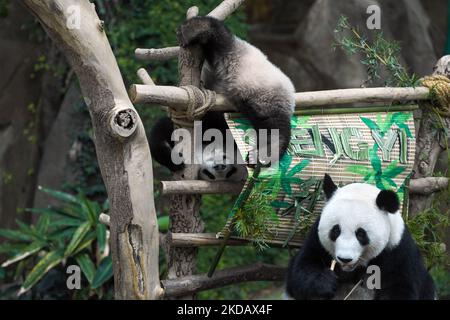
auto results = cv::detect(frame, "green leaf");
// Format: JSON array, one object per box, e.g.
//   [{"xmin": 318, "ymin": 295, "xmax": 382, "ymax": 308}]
[
  {"xmin": 75, "ymin": 253, "xmax": 96, "ymax": 284},
  {"xmin": 91, "ymin": 255, "xmax": 113, "ymax": 289},
  {"xmin": 26, "ymin": 207, "xmax": 82, "ymax": 219},
  {"xmin": 78, "ymin": 195, "xmax": 98, "ymax": 226},
  {"xmin": 20, "ymin": 249, "xmax": 64, "ymax": 294},
  {"xmin": 360, "ymin": 117, "xmax": 380, "ymax": 131},
  {"xmin": 96, "ymin": 223, "xmax": 107, "ymax": 254},
  {"xmin": 271, "ymin": 201, "xmax": 291, "ymax": 209},
  {"xmin": 397, "ymin": 123, "xmax": 413, "ymax": 139},
  {"xmin": 51, "ymin": 217, "xmax": 85, "ymax": 229},
  {"xmin": 72, "ymin": 231, "xmax": 97, "ymax": 256},
  {"xmin": 384, "ymin": 165, "xmax": 406, "ymax": 178},
  {"xmin": 64, "ymin": 221, "xmax": 92, "ymax": 257},
  {"xmin": 38, "ymin": 186, "xmax": 79, "ymax": 204},
  {"xmin": 158, "ymin": 216, "xmax": 169, "ymax": 232},
  {"xmin": 0, "ymin": 229, "xmax": 34, "ymax": 242},
  {"xmin": 287, "ymin": 159, "xmax": 310, "ymax": 177},
  {"xmin": 1, "ymin": 241, "xmax": 46, "ymax": 268},
  {"xmin": 346, "ymin": 165, "xmax": 371, "ymax": 176},
  {"xmin": 369, "ymin": 145, "xmax": 382, "ymax": 172},
  {"xmin": 36, "ymin": 214, "xmax": 51, "ymax": 234}
]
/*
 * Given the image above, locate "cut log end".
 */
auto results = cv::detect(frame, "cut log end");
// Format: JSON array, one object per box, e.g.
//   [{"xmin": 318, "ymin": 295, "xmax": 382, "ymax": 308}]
[{"xmin": 110, "ymin": 108, "xmax": 138, "ymax": 138}]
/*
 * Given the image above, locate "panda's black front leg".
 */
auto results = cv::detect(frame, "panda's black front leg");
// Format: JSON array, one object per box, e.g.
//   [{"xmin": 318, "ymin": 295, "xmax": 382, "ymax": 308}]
[
  {"xmin": 237, "ymin": 101, "xmax": 292, "ymax": 165},
  {"xmin": 287, "ymin": 254, "xmax": 337, "ymax": 300},
  {"xmin": 286, "ymin": 220, "xmax": 337, "ymax": 300}
]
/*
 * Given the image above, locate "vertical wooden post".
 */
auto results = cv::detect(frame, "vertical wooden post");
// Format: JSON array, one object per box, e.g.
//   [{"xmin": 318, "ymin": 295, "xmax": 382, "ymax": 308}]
[
  {"xmin": 410, "ymin": 55, "xmax": 450, "ymax": 215},
  {"xmin": 166, "ymin": 7, "xmax": 204, "ymax": 299},
  {"xmin": 22, "ymin": 0, "xmax": 163, "ymax": 300}
]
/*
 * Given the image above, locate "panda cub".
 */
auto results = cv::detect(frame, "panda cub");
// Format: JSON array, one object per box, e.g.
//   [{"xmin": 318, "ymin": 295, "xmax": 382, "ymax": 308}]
[
  {"xmin": 149, "ymin": 16, "xmax": 295, "ymax": 178},
  {"xmin": 149, "ymin": 112, "xmax": 246, "ymax": 181},
  {"xmin": 286, "ymin": 174, "xmax": 436, "ymax": 300}
]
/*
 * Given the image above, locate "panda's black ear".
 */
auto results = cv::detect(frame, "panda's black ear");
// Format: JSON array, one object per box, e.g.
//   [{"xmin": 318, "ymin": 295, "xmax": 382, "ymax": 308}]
[
  {"xmin": 376, "ymin": 190, "xmax": 399, "ymax": 213},
  {"xmin": 323, "ymin": 174, "xmax": 337, "ymax": 200}
]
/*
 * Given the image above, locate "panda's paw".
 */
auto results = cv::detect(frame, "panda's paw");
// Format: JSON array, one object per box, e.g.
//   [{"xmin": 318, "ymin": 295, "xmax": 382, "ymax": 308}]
[
  {"xmin": 313, "ymin": 270, "xmax": 337, "ymax": 300},
  {"xmin": 168, "ymin": 162, "xmax": 185, "ymax": 172},
  {"xmin": 177, "ymin": 17, "xmax": 213, "ymax": 48}
]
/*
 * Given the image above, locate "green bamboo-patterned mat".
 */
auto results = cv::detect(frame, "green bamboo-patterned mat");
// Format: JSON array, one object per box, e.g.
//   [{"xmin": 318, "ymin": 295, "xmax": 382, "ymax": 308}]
[{"xmin": 217, "ymin": 105, "xmax": 417, "ymax": 247}]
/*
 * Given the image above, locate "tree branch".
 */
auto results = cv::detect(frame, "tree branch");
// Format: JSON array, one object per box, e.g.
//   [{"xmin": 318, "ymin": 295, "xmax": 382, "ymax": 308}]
[
  {"xmin": 134, "ymin": 0, "xmax": 245, "ymax": 62},
  {"xmin": 409, "ymin": 177, "xmax": 449, "ymax": 195},
  {"xmin": 22, "ymin": 0, "xmax": 162, "ymax": 300},
  {"xmin": 162, "ymin": 262, "xmax": 286, "ymax": 298}
]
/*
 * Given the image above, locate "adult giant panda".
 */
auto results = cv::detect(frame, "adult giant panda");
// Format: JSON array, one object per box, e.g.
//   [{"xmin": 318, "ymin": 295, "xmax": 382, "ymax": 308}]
[
  {"xmin": 286, "ymin": 174, "xmax": 436, "ymax": 300},
  {"xmin": 149, "ymin": 16, "xmax": 295, "ymax": 179}
]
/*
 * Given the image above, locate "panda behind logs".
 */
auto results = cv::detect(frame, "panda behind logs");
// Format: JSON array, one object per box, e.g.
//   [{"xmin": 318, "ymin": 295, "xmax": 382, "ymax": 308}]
[
  {"xmin": 149, "ymin": 16, "xmax": 295, "ymax": 180},
  {"xmin": 286, "ymin": 174, "xmax": 436, "ymax": 300}
]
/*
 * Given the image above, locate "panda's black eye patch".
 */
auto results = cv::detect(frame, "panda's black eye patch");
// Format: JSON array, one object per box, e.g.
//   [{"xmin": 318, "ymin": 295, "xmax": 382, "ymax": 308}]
[
  {"xmin": 356, "ymin": 228, "xmax": 369, "ymax": 246},
  {"xmin": 329, "ymin": 224, "xmax": 340, "ymax": 242}
]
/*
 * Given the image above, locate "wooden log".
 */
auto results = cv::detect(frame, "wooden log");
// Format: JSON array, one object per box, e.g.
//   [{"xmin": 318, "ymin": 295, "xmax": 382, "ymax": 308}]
[
  {"xmin": 409, "ymin": 177, "xmax": 449, "ymax": 195},
  {"xmin": 161, "ymin": 180, "xmax": 244, "ymax": 195},
  {"xmin": 135, "ymin": 47, "xmax": 180, "ymax": 61},
  {"xmin": 162, "ymin": 262, "xmax": 286, "ymax": 298},
  {"xmin": 168, "ymin": 233, "xmax": 251, "ymax": 247},
  {"xmin": 167, "ymin": 1, "xmax": 246, "ymax": 299},
  {"xmin": 410, "ymin": 55, "xmax": 450, "ymax": 215},
  {"xmin": 23, "ymin": 0, "xmax": 162, "ymax": 300},
  {"xmin": 129, "ymin": 84, "xmax": 431, "ymax": 110}
]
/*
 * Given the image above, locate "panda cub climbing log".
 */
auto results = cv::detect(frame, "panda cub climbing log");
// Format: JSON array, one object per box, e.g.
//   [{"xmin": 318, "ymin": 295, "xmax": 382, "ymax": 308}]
[
  {"xmin": 149, "ymin": 16, "xmax": 295, "ymax": 177},
  {"xmin": 286, "ymin": 174, "xmax": 436, "ymax": 300}
]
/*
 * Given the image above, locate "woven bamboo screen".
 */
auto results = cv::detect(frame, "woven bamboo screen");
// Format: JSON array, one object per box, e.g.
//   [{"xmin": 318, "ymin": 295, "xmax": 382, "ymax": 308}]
[{"xmin": 218, "ymin": 105, "xmax": 417, "ymax": 247}]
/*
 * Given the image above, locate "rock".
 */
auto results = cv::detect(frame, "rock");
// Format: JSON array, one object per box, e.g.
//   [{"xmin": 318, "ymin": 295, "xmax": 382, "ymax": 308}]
[{"xmin": 33, "ymin": 83, "xmax": 84, "ymax": 209}]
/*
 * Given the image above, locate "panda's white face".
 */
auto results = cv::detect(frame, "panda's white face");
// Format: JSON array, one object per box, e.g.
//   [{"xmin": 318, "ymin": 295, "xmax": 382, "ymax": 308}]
[
  {"xmin": 197, "ymin": 147, "xmax": 247, "ymax": 182},
  {"xmin": 318, "ymin": 182, "xmax": 404, "ymax": 272}
]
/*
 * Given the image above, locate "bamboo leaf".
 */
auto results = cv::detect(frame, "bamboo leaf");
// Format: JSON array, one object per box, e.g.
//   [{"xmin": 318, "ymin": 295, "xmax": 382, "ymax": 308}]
[
  {"xmin": 370, "ymin": 146, "xmax": 382, "ymax": 172},
  {"xmin": 75, "ymin": 253, "xmax": 96, "ymax": 284},
  {"xmin": 38, "ymin": 186, "xmax": 79, "ymax": 204},
  {"xmin": 383, "ymin": 165, "xmax": 406, "ymax": 178},
  {"xmin": 72, "ymin": 231, "xmax": 97, "ymax": 256},
  {"xmin": 91, "ymin": 256, "xmax": 113, "ymax": 289},
  {"xmin": 360, "ymin": 117, "xmax": 380, "ymax": 131},
  {"xmin": 64, "ymin": 221, "xmax": 92, "ymax": 257},
  {"xmin": 347, "ymin": 165, "xmax": 371, "ymax": 176},
  {"xmin": 1, "ymin": 241, "xmax": 46, "ymax": 268},
  {"xmin": 158, "ymin": 216, "xmax": 169, "ymax": 232},
  {"xmin": 287, "ymin": 159, "xmax": 310, "ymax": 177},
  {"xmin": 19, "ymin": 249, "xmax": 64, "ymax": 294},
  {"xmin": 96, "ymin": 223, "xmax": 106, "ymax": 253},
  {"xmin": 271, "ymin": 200, "xmax": 291, "ymax": 209},
  {"xmin": 0, "ymin": 229, "xmax": 34, "ymax": 242},
  {"xmin": 397, "ymin": 123, "xmax": 413, "ymax": 139}
]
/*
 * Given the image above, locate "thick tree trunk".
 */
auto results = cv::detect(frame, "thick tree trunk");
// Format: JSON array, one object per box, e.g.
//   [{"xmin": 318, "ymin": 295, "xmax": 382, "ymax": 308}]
[
  {"xmin": 22, "ymin": 0, "xmax": 162, "ymax": 300},
  {"xmin": 410, "ymin": 55, "xmax": 450, "ymax": 215}
]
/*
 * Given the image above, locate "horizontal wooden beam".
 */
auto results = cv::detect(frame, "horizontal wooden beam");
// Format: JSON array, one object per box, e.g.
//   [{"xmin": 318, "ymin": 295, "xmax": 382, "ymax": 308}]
[
  {"xmin": 161, "ymin": 262, "xmax": 286, "ymax": 298},
  {"xmin": 169, "ymin": 232, "xmax": 303, "ymax": 248},
  {"xmin": 129, "ymin": 84, "xmax": 431, "ymax": 110},
  {"xmin": 161, "ymin": 180, "xmax": 244, "ymax": 195},
  {"xmin": 168, "ymin": 232, "xmax": 251, "ymax": 247}
]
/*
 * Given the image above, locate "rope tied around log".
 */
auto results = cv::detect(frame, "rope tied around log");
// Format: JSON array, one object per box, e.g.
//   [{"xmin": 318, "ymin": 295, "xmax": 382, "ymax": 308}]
[
  {"xmin": 421, "ymin": 75, "xmax": 450, "ymax": 117},
  {"xmin": 169, "ymin": 85, "xmax": 216, "ymax": 127}
]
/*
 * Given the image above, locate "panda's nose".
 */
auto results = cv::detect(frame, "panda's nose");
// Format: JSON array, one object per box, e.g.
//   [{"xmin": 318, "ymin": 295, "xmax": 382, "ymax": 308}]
[
  {"xmin": 213, "ymin": 164, "xmax": 227, "ymax": 171},
  {"xmin": 337, "ymin": 257, "xmax": 352, "ymax": 264}
]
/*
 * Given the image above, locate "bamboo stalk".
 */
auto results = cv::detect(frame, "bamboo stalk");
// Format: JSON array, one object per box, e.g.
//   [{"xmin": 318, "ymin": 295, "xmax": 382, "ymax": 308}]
[
  {"xmin": 129, "ymin": 84, "xmax": 430, "ymax": 110},
  {"xmin": 208, "ymin": 165, "xmax": 262, "ymax": 277}
]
